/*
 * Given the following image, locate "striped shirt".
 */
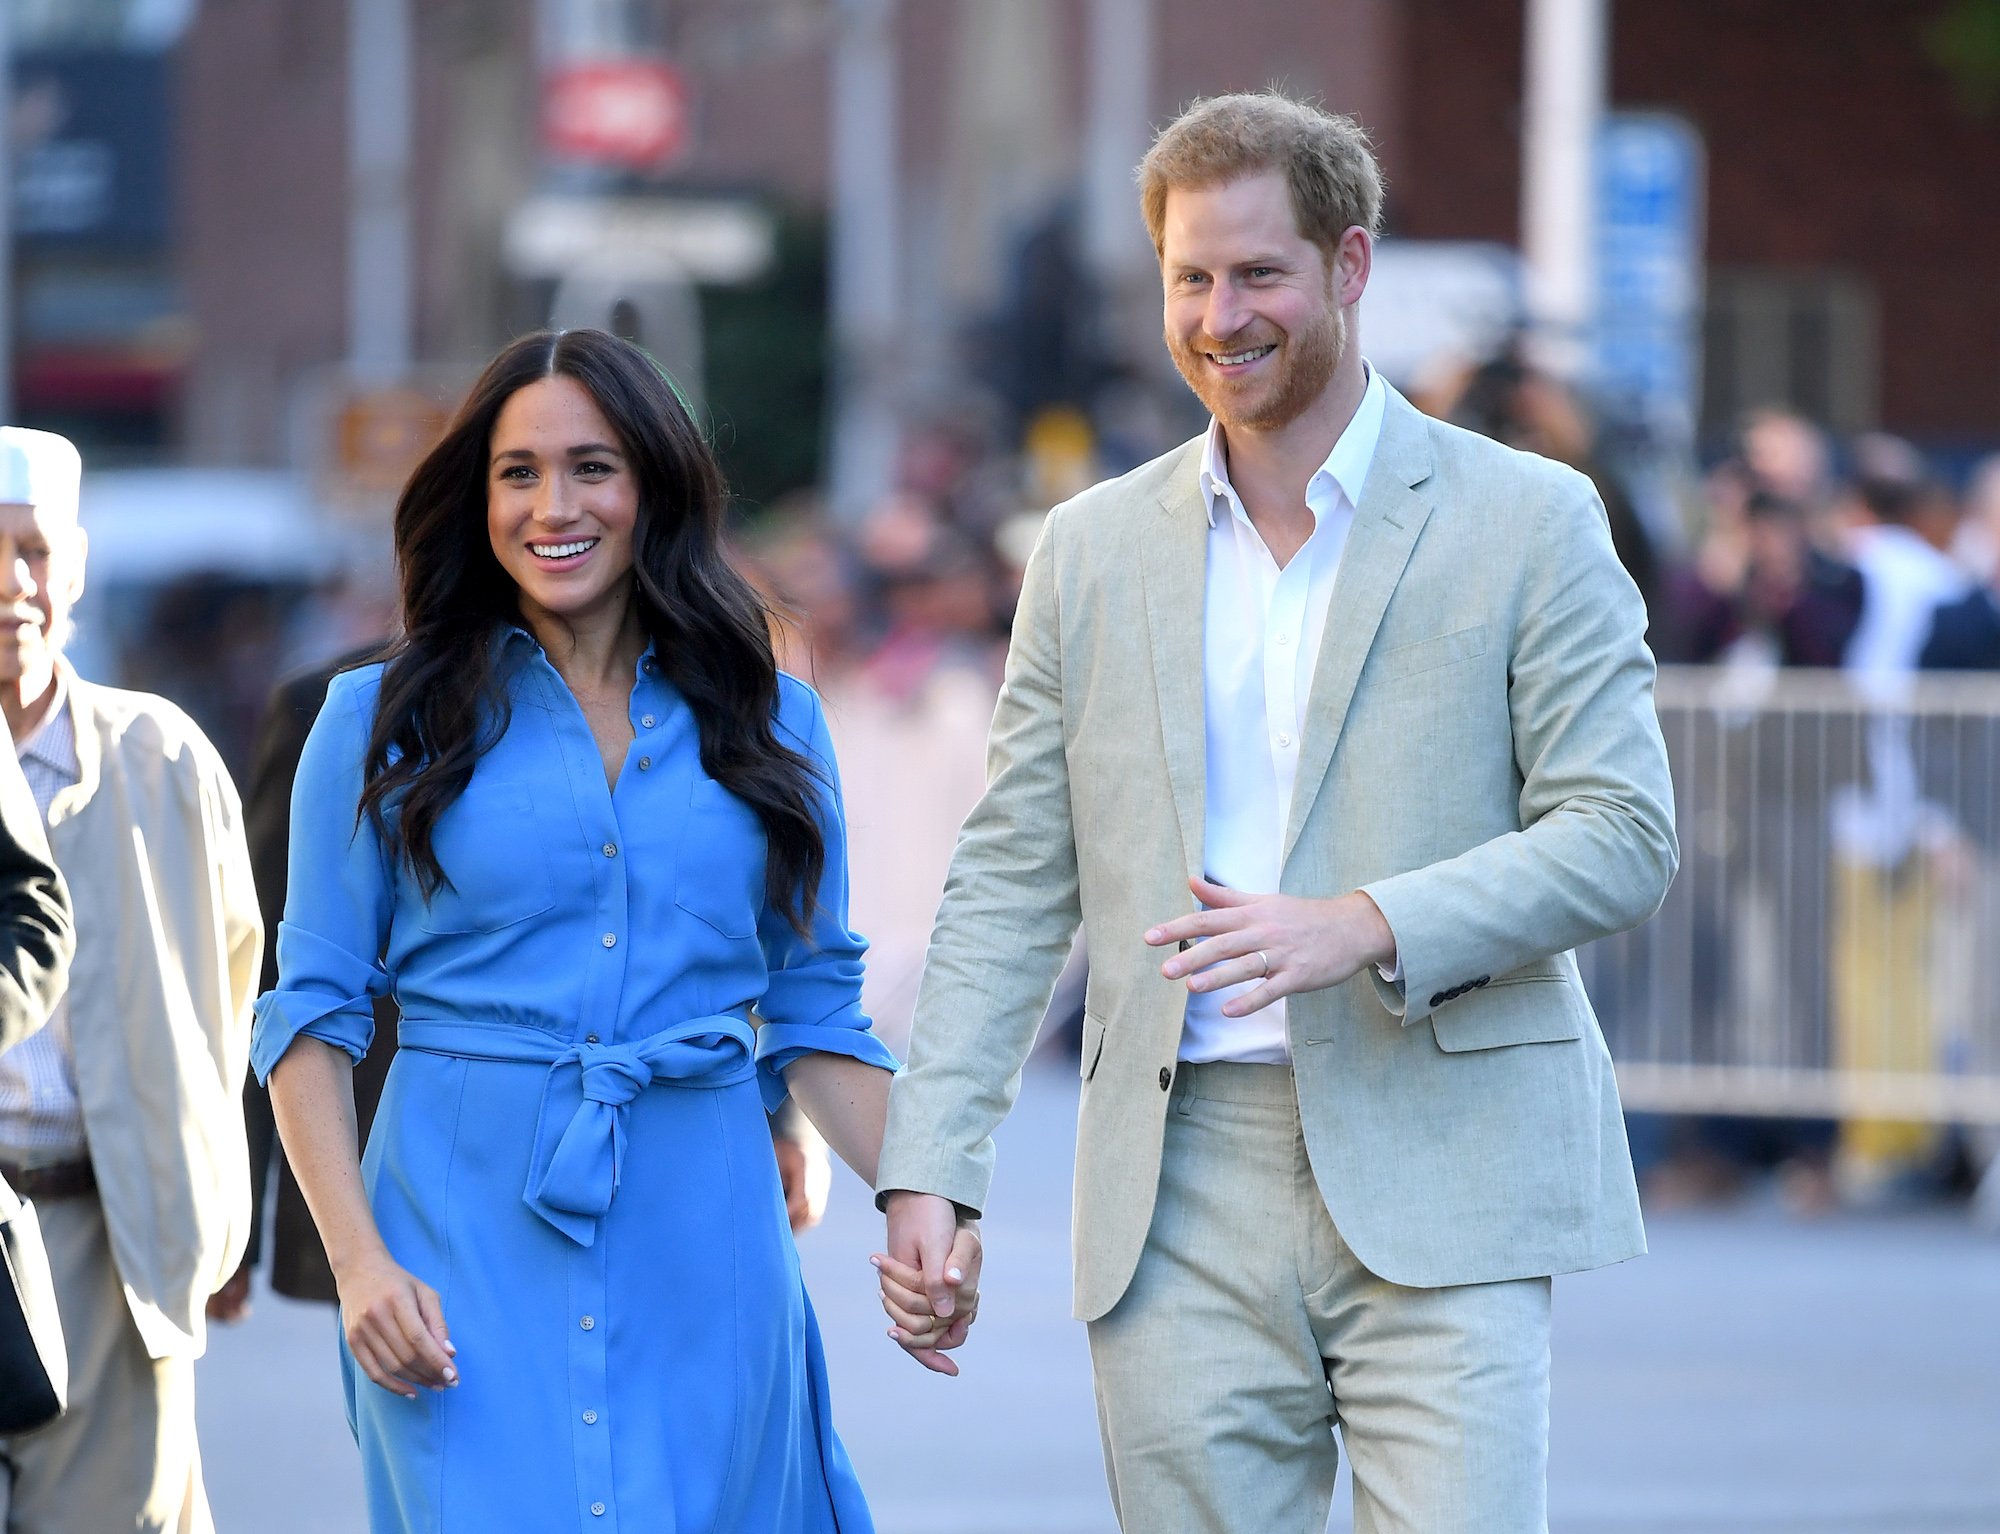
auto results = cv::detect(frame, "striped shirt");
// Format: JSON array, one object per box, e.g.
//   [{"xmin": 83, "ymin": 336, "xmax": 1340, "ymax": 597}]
[{"xmin": 0, "ymin": 678, "xmax": 84, "ymax": 1163}]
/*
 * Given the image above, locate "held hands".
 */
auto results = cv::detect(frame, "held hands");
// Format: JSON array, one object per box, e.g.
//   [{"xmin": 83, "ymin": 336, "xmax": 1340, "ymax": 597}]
[
  {"xmin": 335, "ymin": 1246, "xmax": 459, "ymax": 1400},
  {"xmin": 874, "ymin": 1190, "xmax": 983, "ymax": 1377},
  {"xmin": 1146, "ymin": 876, "xmax": 1397, "ymax": 1016}
]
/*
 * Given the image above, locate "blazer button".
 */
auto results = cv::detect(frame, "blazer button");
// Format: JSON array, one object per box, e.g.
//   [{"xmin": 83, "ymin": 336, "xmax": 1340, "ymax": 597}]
[
  {"xmin": 1158, "ymin": 1066, "xmax": 1172, "ymax": 1091},
  {"xmin": 1429, "ymin": 992, "xmax": 1448, "ymax": 1008}
]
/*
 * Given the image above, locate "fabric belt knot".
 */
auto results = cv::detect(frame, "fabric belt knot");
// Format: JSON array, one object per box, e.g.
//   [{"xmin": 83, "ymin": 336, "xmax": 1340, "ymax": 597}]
[{"xmin": 397, "ymin": 1013, "xmax": 756, "ymax": 1246}]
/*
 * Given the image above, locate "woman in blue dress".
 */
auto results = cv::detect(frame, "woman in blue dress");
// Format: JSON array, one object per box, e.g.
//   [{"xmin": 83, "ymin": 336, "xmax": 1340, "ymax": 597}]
[{"xmin": 253, "ymin": 328, "xmax": 979, "ymax": 1532}]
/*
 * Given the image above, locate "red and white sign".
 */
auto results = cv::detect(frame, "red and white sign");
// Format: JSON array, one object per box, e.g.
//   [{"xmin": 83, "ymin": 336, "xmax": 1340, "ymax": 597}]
[{"xmin": 542, "ymin": 58, "xmax": 690, "ymax": 173}]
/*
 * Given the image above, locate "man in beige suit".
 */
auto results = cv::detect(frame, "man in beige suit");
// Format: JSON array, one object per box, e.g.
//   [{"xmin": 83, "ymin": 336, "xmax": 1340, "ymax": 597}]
[
  {"xmin": 875, "ymin": 95, "xmax": 1677, "ymax": 1532},
  {"xmin": 0, "ymin": 428, "xmax": 261, "ymax": 1534}
]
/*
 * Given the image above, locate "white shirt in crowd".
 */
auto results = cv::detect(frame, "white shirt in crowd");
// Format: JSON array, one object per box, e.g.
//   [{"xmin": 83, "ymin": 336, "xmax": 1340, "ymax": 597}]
[
  {"xmin": 0, "ymin": 676, "xmax": 85, "ymax": 1162},
  {"xmin": 1182, "ymin": 363, "xmax": 1390, "ymax": 1065}
]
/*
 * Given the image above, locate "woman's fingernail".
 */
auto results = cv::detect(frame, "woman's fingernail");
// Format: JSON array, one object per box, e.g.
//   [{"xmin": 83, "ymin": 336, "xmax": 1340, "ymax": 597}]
[
  {"xmin": 946, "ymin": 1267, "xmax": 963, "ymax": 1283},
  {"xmin": 869, "ymin": 1255, "xmax": 881, "ymax": 1268},
  {"xmin": 445, "ymin": 1342, "xmax": 457, "ymax": 1356},
  {"xmin": 1145, "ymin": 928, "xmax": 1161, "ymax": 943},
  {"xmin": 443, "ymin": 1367, "xmax": 457, "ymax": 1384}
]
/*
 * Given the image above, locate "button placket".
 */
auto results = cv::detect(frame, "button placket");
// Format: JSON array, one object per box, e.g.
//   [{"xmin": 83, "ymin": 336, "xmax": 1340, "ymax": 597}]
[{"xmin": 568, "ymin": 1232, "xmax": 617, "ymax": 1529}]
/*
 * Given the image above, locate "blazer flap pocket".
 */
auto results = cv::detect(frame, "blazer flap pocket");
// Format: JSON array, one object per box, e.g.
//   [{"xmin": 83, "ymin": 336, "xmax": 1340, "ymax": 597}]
[
  {"xmin": 1430, "ymin": 977, "xmax": 1583, "ymax": 1053},
  {"xmin": 1379, "ymin": 623, "xmax": 1489, "ymax": 681}
]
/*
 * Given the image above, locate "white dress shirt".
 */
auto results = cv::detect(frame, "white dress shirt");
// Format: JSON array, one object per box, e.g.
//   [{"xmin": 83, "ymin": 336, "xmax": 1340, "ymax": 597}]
[
  {"xmin": 0, "ymin": 677, "xmax": 86, "ymax": 1162},
  {"xmin": 1181, "ymin": 365, "xmax": 1389, "ymax": 1064}
]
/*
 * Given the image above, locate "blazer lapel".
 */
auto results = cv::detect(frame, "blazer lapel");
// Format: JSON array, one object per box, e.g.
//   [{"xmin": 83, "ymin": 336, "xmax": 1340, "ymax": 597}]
[
  {"xmin": 1283, "ymin": 389, "xmax": 1436, "ymax": 867},
  {"xmin": 1141, "ymin": 444, "xmax": 1211, "ymax": 880}
]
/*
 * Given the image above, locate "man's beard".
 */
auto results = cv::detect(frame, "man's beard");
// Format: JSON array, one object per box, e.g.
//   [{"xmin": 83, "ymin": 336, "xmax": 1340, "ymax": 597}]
[{"xmin": 1168, "ymin": 298, "xmax": 1345, "ymax": 433}]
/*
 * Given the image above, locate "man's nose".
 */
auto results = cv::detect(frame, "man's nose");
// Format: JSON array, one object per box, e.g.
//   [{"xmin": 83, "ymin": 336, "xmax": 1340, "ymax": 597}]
[
  {"xmin": 0, "ymin": 557, "xmax": 31, "ymax": 602},
  {"xmin": 1203, "ymin": 283, "xmax": 1250, "ymax": 341}
]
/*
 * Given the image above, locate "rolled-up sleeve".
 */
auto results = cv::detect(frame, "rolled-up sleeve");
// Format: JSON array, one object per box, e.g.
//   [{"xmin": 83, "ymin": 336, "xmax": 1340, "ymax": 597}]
[
  {"xmin": 250, "ymin": 675, "xmax": 394, "ymax": 1083},
  {"xmin": 753, "ymin": 681, "xmax": 899, "ymax": 1109}
]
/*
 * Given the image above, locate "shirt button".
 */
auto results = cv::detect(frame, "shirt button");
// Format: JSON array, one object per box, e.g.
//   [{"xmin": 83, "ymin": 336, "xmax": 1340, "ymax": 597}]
[
  {"xmin": 1276, "ymin": 733, "xmax": 1293, "ymax": 749},
  {"xmin": 585, "ymin": 1033, "xmax": 600, "ymax": 1044},
  {"xmin": 591, "ymin": 1502, "xmax": 606, "ymax": 1516},
  {"xmin": 602, "ymin": 843, "xmax": 618, "ymax": 858},
  {"xmin": 637, "ymin": 756, "xmax": 652, "ymax": 771},
  {"xmin": 642, "ymin": 659, "xmax": 657, "ymax": 674},
  {"xmin": 640, "ymin": 714, "xmax": 656, "ymax": 728},
  {"xmin": 601, "ymin": 933, "xmax": 616, "ymax": 948},
  {"xmin": 582, "ymin": 1409, "xmax": 599, "ymax": 1425},
  {"xmin": 1275, "ymin": 631, "xmax": 1292, "ymax": 646},
  {"xmin": 580, "ymin": 1315, "xmax": 595, "ymax": 1331}
]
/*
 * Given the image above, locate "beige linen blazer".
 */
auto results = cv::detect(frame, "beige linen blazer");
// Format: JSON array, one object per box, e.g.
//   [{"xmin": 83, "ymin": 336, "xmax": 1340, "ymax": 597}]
[
  {"xmin": 48, "ymin": 678, "xmax": 262, "ymax": 1358},
  {"xmin": 878, "ymin": 386, "xmax": 1678, "ymax": 1321}
]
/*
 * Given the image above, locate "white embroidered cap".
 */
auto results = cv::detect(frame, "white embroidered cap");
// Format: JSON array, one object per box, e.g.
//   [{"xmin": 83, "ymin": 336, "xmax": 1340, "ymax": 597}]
[{"xmin": 0, "ymin": 427, "xmax": 82, "ymax": 518}]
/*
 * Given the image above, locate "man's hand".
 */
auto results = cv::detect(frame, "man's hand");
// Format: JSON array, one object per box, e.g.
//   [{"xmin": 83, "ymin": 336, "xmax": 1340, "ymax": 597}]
[
  {"xmin": 1145, "ymin": 876, "xmax": 1397, "ymax": 1017},
  {"xmin": 876, "ymin": 1190, "xmax": 982, "ymax": 1376},
  {"xmin": 206, "ymin": 1262, "xmax": 253, "ymax": 1324}
]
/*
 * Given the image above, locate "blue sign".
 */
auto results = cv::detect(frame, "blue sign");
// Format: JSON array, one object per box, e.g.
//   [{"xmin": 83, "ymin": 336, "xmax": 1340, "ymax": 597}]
[{"xmin": 1594, "ymin": 113, "xmax": 1704, "ymax": 446}]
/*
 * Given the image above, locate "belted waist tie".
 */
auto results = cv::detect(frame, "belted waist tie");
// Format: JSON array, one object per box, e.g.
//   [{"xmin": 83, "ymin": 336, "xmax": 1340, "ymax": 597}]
[{"xmin": 398, "ymin": 1014, "xmax": 756, "ymax": 1246}]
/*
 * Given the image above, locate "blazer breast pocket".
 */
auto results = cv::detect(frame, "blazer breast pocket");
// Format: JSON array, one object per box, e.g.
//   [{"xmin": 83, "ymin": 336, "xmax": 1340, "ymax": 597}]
[
  {"xmin": 1429, "ymin": 975, "xmax": 1584, "ymax": 1053},
  {"xmin": 1378, "ymin": 623, "xmax": 1489, "ymax": 682}
]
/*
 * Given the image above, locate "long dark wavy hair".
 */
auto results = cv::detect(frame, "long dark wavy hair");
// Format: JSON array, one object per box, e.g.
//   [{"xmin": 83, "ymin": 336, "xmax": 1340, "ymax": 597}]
[{"xmin": 358, "ymin": 328, "xmax": 826, "ymax": 932}]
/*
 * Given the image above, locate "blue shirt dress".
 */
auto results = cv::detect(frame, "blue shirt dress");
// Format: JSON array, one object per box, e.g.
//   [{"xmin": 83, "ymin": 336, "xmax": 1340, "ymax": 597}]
[{"xmin": 251, "ymin": 630, "xmax": 897, "ymax": 1533}]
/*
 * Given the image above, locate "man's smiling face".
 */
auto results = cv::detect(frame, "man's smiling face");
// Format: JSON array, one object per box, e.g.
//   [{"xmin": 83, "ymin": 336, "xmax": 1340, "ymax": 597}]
[{"xmin": 1159, "ymin": 169, "xmax": 1346, "ymax": 435}]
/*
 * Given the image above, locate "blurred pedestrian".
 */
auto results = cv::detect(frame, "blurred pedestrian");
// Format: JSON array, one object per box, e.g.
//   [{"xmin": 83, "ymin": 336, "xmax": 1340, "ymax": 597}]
[
  {"xmin": 0, "ymin": 427, "xmax": 262, "ymax": 1534},
  {"xmin": 0, "ymin": 728, "xmax": 75, "ymax": 1434},
  {"xmin": 253, "ymin": 331, "xmax": 973, "ymax": 1531},
  {"xmin": 1661, "ymin": 480, "xmax": 1864, "ymax": 668},
  {"xmin": 1830, "ymin": 438, "xmax": 1969, "ymax": 1203},
  {"xmin": 1922, "ymin": 456, "xmax": 2000, "ymax": 670},
  {"xmin": 878, "ymin": 93, "xmax": 1675, "ymax": 1534}
]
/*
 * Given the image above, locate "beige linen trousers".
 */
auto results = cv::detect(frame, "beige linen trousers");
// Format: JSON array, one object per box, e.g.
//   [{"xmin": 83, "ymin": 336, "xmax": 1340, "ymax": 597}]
[{"xmin": 878, "ymin": 385, "xmax": 1679, "ymax": 1530}]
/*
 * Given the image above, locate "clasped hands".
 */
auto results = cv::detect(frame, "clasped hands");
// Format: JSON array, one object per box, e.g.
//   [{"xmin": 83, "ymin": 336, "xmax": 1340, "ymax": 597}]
[{"xmin": 873, "ymin": 879, "xmax": 1394, "ymax": 1376}]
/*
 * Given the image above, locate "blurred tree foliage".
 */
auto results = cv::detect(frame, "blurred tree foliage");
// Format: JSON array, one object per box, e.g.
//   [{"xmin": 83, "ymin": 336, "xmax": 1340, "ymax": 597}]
[
  {"xmin": 698, "ymin": 210, "xmax": 829, "ymax": 515},
  {"xmin": 1924, "ymin": 0, "xmax": 2000, "ymax": 114}
]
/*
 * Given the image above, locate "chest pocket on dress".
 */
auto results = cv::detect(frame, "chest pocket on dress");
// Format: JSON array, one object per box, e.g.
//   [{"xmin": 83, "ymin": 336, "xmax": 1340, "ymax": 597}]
[
  {"xmin": 416, "ymin": 779, "xmax": 559, "ymax": 935},
  {"xmin": 674, "ymin": 776, "xmax": 766, "ymax": 939}
]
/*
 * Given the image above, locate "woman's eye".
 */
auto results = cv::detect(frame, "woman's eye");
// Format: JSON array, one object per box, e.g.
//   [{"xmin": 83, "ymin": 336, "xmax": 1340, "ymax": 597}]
[
  {"xmin": 500, "ymin": 465, "xmax": 536, "ymax": 482},
  {"xmin": 576, "ymin": 461, "xmax": 613, "ymax": 478}
]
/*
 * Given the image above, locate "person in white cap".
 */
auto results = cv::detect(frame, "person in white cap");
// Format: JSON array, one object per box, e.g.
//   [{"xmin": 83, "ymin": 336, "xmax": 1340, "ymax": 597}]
[{"xmin": 0, "ymin": 427, "xmax": 261, "ymax": 1534}]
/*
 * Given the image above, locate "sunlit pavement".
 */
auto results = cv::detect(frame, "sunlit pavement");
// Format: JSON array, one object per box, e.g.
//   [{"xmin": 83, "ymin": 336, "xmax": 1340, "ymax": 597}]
[{"xmin": 198, "ymin": 1061, "xmax": 2000, "ymax": 1533}]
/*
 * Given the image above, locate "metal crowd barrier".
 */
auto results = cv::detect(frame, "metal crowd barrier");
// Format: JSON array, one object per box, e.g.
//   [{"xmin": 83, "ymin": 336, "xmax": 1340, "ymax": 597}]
[{"xmin": 1583, "ymin": 664, "xmax": 2000, "ymax": 1125}]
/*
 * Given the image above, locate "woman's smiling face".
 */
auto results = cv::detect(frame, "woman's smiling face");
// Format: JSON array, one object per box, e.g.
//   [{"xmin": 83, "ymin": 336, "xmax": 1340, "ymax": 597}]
[{"xmin": 486, "ymin": 374, "xmax": 641, "ymax": 632}]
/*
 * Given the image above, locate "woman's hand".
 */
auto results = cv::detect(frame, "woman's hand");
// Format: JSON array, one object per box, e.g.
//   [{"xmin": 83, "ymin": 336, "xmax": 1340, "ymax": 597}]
[
  {"xmin": 335, "ymin": 1247, "xmax": 458, "ymax": 1400},
  {"xmin": 872, "ymin": 1218, "xmax": 982, "ymax": 1376}
]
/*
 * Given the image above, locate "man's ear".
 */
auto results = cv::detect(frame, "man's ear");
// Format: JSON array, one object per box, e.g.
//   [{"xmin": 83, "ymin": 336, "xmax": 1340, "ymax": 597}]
[{"xmin": 1335, "ymin": 225, "xmax": 1372, "ymax": 309}]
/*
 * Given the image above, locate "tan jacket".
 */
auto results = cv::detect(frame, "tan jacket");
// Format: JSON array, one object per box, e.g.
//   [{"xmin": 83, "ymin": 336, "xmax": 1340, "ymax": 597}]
[
  {"xmin": 878, "ymin": 387, "xmax": 1679, "ymax": 1320},
  {"xmin": 48, "ymin": 676, "xmax": 261, "ymax": 1358}
]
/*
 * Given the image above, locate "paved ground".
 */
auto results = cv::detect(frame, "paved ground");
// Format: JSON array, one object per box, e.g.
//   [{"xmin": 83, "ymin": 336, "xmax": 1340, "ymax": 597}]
[{"xmin": 198, "ymin": 1061, "xmax": 2000, "ymax": 1533}]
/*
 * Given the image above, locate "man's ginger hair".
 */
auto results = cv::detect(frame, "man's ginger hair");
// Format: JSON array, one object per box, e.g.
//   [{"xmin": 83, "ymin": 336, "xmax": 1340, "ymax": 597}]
[{"xmin": 1138, "ymin": 92, "xmax": 1384, "ymax": 260}]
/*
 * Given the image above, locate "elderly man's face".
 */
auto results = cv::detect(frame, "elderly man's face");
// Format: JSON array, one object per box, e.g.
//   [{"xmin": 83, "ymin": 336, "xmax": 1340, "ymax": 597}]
[{"xmin": 0, "ymin": 501, "xmax": 86, "ymax": 690}]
